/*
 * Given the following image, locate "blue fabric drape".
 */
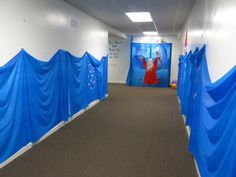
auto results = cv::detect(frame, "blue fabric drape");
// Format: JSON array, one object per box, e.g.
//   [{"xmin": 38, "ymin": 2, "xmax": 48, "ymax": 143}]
[
  {"xmin": 178, "ymin": 45, "xmax": 236, "ymax": 177},
  {"xmin": 0, "ymin": 49, "xmax": 108, "ymax": 163}
]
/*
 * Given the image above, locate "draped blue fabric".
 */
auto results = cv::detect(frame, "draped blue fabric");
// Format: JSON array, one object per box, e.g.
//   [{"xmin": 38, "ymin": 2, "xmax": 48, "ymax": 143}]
[
  {"xmin": 177, "ymin": 55, "xmax": 185, "ymax": 97},
  {"xmin": 177, "ymin": 51, "xmax": 192, "ymax": 105},
  {"xmin": 0, "ymin": 49, "xmax": 108, "ymax": 163},
  {"xmin": 67, "ymin": 52, "xmax": 108, "ymax": 116},
  {"xmin": 178, "ymin": 45, "xmax": 236, "ymax": 177}
]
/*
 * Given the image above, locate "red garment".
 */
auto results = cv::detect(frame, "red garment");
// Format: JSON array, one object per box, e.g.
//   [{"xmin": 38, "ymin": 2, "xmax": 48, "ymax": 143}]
[{"xmin": 142, "ymin": 58, "xmax": 159, "ymax": 85}]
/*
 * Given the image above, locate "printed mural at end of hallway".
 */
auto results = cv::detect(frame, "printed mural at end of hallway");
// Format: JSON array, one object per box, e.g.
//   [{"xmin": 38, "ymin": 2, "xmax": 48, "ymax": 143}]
[{"xmin": 126, "ymin": 43, "xmax": 172, "ymax": 87}]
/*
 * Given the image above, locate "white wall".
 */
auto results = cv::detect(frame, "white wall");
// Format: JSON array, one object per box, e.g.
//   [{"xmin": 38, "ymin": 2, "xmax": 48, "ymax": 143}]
[
  {"xmin": 132, "ymin": 35, "xmax": 181, "ymax": 82},
  {"xmin": 0, "ymin": 0, "xmax": 125, "ymax": 65},
  {"xmin": 181, "ymin": 0, "xmax": 236, "ymax": 82},
  {"xmin": 108, "ymin": 35, "xmax": 130, "ymax": 83}
]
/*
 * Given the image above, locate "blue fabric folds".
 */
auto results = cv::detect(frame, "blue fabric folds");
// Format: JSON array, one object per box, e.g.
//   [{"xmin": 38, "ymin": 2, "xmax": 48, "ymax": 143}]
[
  {"xmin": 0, "ymin": 49, "xmax": 108, "ymax": 163},
  {"xmin": 177, "ymin": 45, "xmax": 236, "ymax": 177}
]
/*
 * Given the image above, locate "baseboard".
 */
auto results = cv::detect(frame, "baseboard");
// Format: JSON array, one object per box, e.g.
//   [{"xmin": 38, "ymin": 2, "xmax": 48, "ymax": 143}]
[
  {"xmin": 0, "ymin": 143, "xmax": 33, "ymax": 169},
  {"xmin": 178, "ymin": 96, "xmax": 201, "ymax": 177},
  {"xmin": 108, "ymin": 81, "xmax": 126, "ymax": 84},
  {"xmin": 194, "ymin": 158, "xmax": 201, "ymax": 177},
  {"xmin": 182, "ymin": 116, "xmax": 201, "ymax": 177},
  {"xmin": 0, "ymin": 96, "xmax": 107, "ymax": 169},
  {"xmin": 37, "ymin": 121, "xmax": 66, "ymax": 144}
]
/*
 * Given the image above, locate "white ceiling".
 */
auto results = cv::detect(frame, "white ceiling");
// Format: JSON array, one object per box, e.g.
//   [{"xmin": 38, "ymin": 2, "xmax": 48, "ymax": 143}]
[{"xmin": 64, "ymin": 0, "xmax": 196, "ymax": 35}]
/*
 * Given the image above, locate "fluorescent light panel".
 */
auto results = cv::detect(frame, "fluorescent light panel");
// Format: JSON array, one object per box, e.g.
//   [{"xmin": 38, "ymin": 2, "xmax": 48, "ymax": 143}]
[
  {"xmin": 143, "ymin": 31, "xmax": 159, "ymax": 36},
  {"xmin": 125, "ymin": 12, "xmax": 152, "ymax": 22}
]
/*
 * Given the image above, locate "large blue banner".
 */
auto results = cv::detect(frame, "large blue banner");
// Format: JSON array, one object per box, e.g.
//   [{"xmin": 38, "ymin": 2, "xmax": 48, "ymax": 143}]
[
  {"xmin": 178, "ymin": 46, "xmax": 236, "ymax": 177},
  {"xmin": 126, "ymin": 43, "xmax": 172, "ymax": 87},
  {"xmin": 0, "ymin": 49, "xmax": 108, "ymax": 163}
]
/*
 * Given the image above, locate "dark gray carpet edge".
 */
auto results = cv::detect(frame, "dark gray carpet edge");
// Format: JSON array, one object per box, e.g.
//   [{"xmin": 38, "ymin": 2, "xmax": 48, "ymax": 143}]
[{"xmin": 0, "ymin": 84, "xmax": 197, "ymax": 177}]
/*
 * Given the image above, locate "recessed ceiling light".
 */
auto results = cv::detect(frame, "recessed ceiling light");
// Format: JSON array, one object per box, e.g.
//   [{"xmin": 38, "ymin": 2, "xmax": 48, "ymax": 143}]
[
  {"xmin": 125, "ymin": 12, "xmax": 152, "ymax": 22},
  {"xmin": 143, "ymin": 31, "xmax": 159, "ymax": 36}
]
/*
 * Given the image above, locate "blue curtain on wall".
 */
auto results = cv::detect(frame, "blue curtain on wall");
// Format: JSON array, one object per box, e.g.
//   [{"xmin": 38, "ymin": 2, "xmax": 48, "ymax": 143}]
[
  {"xmin": 178, "ymin": 45, "xmax": 236, "ymax": 177},
  {"xmin": 0, "ymin": 49, "xmax": 108, "ymax": 163}
]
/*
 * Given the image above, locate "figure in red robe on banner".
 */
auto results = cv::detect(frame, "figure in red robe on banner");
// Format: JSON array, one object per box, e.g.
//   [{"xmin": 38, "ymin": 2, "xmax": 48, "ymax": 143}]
[{"xmin": 141, "ymin": 51, "xmax": 162, "ymax": 85}]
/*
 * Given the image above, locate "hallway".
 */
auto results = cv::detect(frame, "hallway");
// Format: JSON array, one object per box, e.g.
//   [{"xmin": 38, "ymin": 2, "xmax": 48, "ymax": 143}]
[{"xmin": 0, "ymin": 84, "xmax": 197, "ymax": 177}]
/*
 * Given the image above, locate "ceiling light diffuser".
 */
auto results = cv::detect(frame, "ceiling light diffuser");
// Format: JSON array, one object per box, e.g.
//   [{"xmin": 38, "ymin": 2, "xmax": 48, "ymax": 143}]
[
  {"xmin": 143, "ymin": 31, "xmax": 159, "ymax": 36},
  {"xmin": 125, "ymin": 12, "xmax": 152, "ymax": 22}
]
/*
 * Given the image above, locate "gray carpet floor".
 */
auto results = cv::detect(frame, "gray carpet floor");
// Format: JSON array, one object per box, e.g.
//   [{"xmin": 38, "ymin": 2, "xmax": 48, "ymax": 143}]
[{"xmin": 0, "ymin": 84, "xmax": 197, "ymax": 177}]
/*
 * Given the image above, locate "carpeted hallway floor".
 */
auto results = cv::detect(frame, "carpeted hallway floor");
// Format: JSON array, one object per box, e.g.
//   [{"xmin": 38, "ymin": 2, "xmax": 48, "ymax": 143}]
[{"xmin": 0, "ymin": 84, "xmax": 197, "ymax": 177}]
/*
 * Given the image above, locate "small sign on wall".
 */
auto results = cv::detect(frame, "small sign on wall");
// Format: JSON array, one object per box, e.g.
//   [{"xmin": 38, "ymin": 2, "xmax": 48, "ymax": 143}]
[
  {"xmin": 70, "ymin": 18, "xmax": 79, "ymax": 29},
  {"xmin": 109, "ymin": 40, "xmax": 124, "ymax": 59}
]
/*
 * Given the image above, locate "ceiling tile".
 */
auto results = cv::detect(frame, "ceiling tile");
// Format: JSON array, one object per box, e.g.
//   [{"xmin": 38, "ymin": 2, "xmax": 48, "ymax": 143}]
[{"xmin": 64, "ymin": 0, "xmax": 196, "ymax": 35}]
